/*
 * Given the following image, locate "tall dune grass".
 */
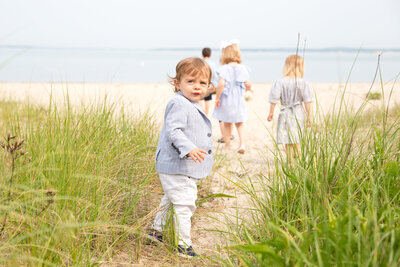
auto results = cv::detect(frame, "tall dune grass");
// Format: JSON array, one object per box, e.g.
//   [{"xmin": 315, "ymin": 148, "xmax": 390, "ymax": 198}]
[
  {"xmin": 220, "ymin": 80, "xmax": 400, "ymax": 264},
  {"xmin": 0, "ymin": 97, "xmax": 158, "ymax": 265}
]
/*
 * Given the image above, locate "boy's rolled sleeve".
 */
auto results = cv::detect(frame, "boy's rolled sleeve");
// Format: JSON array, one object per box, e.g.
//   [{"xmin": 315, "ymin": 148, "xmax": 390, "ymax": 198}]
[{"xmin": 164, "ymin": 102, "xmax": 197, "ymax": 158}]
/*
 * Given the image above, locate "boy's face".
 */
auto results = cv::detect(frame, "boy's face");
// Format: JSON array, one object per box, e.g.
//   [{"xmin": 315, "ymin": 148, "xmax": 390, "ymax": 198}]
[{"xmin": 175, "ymin": 74, "xmax": 209, "ymax": 103}]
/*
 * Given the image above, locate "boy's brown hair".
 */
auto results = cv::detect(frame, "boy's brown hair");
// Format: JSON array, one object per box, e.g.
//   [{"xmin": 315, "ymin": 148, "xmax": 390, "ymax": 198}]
[
  {"xmin": 202, "ymin": 47, "xmax": 211, "ymax": 58},
  {"xmin": 220, "ymin": 44, "xmax": 242, "ymax": 65},
  {"xmin": 169, "ymin": 57, "xmax": 212, "ymax": 92},
  {"xmin": 283, "ymin": 55, "xmax": 304, "ymax": 78}
]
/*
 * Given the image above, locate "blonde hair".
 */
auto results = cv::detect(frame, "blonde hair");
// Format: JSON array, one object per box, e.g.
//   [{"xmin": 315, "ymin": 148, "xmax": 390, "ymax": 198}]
[
  {"xmin": 220, "ymin": 44, "xmax": 242, "ymax": 65},
  {"xmin": 283, "ymin": 55, "xmax": 304, "ymax": 78},
  {"xmin": 169, "ymin": 57, "xmax": 212, "ymax": 92}
]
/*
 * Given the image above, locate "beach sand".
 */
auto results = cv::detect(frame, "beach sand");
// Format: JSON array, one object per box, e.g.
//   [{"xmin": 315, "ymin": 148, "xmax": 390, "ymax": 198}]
[
  {"xmin": 2, "ymin": 81, "xmax": 398, "ymax": 122},
  {"xmin": 1, "ymin": 81, "xmax": 399, "ymax": 263},
  {"xmin": 2, "ymin": 81, "xmax": 399, "ymax": 159}
]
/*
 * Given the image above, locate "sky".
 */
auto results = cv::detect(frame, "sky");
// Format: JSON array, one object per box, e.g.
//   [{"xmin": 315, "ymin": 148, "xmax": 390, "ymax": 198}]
[{"xmin": 1, "ymin": 0, "xmax": 399, "ymax": 50}]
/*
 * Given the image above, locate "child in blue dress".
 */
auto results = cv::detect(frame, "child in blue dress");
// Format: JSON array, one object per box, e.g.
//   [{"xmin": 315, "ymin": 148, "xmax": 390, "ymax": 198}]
[
  {"xmin": 149, "ymin": 57, "xmax": 213, "ymax": 258},
  {"xmin": 212, "ymin": 40, "xmax": 253, "ymax": 153},
  {"xmin": 267, "ymin": 54, "xmax": 313, "ymax": 159}
]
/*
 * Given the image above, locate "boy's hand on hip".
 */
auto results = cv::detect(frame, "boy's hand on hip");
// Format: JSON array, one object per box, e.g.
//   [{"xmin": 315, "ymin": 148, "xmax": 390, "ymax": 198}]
[
  {"xmin": 188, "ymin": 148, "xmax": 207, "ymax": 163},
  {"xmin": 215, "ymin": 99, "xmax": 220, "ymax": 108}
]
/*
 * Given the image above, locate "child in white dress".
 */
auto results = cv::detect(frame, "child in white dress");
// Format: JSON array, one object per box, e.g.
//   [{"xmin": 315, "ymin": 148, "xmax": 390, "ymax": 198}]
[
  {"xmin": 267, "ymin": 55, "xmax": 313, "ymax": 158},
  {"xmin": 212, "ymin": 40, "xmax": 253, "ymax": 153}
]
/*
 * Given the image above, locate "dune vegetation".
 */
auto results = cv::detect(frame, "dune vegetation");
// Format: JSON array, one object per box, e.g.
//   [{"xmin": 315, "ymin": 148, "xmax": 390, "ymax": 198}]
[
  {"xmin": 0, "ymin": 99, "xmax": 159, "ymax": 265},
  {"xmin": 219, "ymin": 82, "xmax": 400, "ymax": 266}
]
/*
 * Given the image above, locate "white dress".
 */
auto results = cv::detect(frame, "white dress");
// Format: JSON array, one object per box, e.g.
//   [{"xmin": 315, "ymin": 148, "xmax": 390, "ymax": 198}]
[
  {"xmin": 212, "ymin": 64, "xmax": 250, "ymax": 123},
  {"xmin": 269, "ymin": 77, "xmax": 313, "ymax": 144}
]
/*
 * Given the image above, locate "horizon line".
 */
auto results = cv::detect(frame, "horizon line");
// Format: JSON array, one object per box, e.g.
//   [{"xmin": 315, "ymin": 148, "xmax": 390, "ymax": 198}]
[{"xmin": 1, "ymin": 44, "xmax": 399, "ymax": 53}]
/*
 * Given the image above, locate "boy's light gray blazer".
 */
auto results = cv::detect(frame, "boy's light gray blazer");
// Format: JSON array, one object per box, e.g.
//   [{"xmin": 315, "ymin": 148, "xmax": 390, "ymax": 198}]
[{"xmin": 156, "ymin": 92, "xmax": 213, "ymax": 179}]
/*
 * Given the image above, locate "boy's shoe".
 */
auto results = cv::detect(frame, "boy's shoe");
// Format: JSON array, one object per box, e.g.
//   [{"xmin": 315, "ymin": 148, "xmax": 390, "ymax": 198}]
[
  {"xmin": 177, "ymin": 245, "xmax": 199, "ymax": 258},
  {"xmin": 147, "ymin": 229, "xmax": 163, "ymax": 244}
]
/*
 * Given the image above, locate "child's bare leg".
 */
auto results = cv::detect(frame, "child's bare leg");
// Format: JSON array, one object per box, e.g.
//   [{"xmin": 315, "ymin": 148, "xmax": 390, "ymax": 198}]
[
  {"xmin": 285, "ymin": 144, "xmax": 300, "ymax": 165},
  {"xmin": 294, "ymin": 143, "xmax": 300, "ymax": 158},
  {"xmin": 223, "ymin": 122, "xmax": 233, "ymax": 148},
  {"xmin": 204, "ymin": 100, "xmax": 210, "ymax": 116},
  {"xmin": 235, "ymin": 122, "xmax": 244, "ymax": 147},
  {"xmin": 285, "ymin": 144, "xmax": 290, "ymax": 157},
  {"xmin": 285, "ymin": 144, "xmax": 294, "ymax": 165}
]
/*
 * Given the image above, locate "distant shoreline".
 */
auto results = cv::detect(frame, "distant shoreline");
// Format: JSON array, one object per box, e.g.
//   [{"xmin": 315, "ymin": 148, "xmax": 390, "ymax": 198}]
[
  {"xmin": 1, "ymin": 45, "xmax": 399, "ymax": 53},
  {"xmin": 1, "ymin": 47, "xmax": 398, "ymax": 83}
]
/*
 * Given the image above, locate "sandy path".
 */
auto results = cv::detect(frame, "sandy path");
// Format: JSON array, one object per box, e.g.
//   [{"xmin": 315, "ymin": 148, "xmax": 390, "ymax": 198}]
[{"xmin": 1, "ymin": 81, "xmax": 399, "ymax": 265}]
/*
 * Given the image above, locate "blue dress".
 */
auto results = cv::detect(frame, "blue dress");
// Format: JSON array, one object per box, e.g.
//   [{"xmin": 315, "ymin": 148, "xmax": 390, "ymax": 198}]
[
  {"xmin": 212, "ymin": 64, "xmax": 250, "ymax": 123},
  {"xmin": 268, "ymin": 77, "xmax": 314, "ymax": 144}
]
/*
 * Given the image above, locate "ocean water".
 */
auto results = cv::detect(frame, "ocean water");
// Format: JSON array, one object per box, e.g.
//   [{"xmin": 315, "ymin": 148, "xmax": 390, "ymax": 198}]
[{"xmin": 0, "ymin": 47, "xmax": 399, "ymax": 83}]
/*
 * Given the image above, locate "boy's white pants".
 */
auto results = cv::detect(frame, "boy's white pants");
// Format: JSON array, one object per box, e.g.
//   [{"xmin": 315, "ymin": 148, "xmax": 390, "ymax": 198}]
[{"xmin": 152, "ymin": 173, "xmax": 199, "ymax": 247}]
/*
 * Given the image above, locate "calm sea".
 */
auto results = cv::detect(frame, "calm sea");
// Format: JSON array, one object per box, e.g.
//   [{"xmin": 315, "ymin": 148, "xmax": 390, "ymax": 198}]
[{"xmin": 0, "ymin": 47, "xmax": 399, "ymax": 83}]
